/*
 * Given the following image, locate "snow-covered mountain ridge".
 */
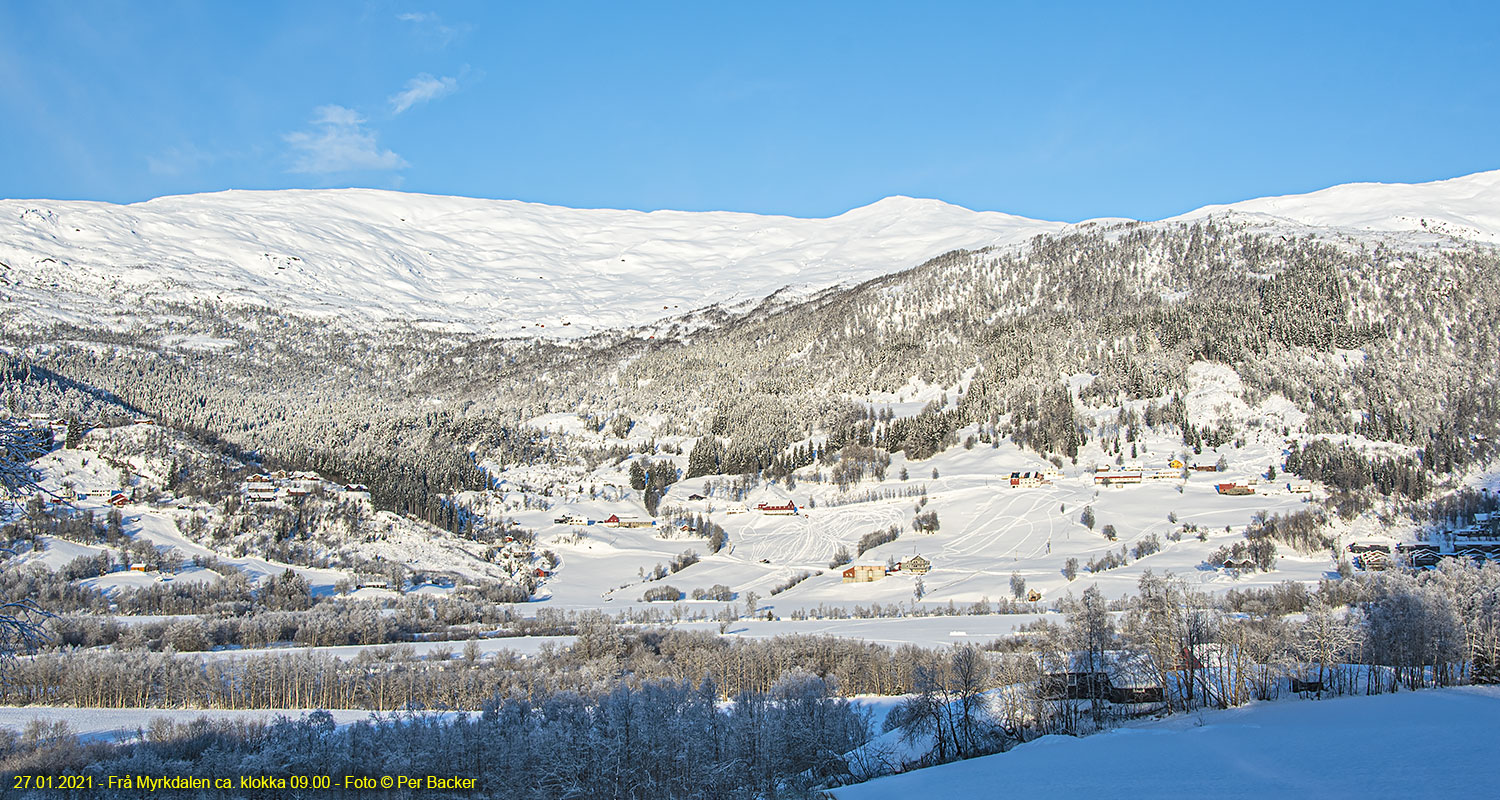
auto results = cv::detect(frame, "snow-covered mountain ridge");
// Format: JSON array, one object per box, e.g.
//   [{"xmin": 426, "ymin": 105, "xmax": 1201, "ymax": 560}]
[
  {"xmin": 3, "ymin": 169, "xmax": 1496, "ymax": 337},
  {"xmin": 1175, "ymin": 169, "xmax": 1500, "ymax": 243},
  {"xmin": 0, "ymin": 190, "xmax": 1067, "ymax": 337}
]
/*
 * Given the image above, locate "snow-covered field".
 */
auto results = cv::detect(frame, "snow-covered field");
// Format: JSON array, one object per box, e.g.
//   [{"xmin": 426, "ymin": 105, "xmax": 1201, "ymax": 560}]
[
  {"xmin": 193, "ymin": 634, "xmax": 575, "ymax": 661},
  {"xmin": 513, "ymin": 418, "xmax": 1333, "ymax": 615},
  {"xmin": 689, "ymin": 615, "xmax": 1056, "ymax": 649},
  {"xmin": 832, "ymin": 687, "xmax": 1500, "ymax": 800}
]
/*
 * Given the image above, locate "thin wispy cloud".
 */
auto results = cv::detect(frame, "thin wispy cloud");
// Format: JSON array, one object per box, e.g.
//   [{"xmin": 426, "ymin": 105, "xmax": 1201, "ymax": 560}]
[
  {"xmin": 284, "ymin": 105, "xmax": 407, "ymax": 174},
  {"xmin": 390, "ymin": 73, "xmax": 458, "ymax": 115},
  {"xmin": 397, "ymin": 11, "xmax": 470, "ymax": 49}
]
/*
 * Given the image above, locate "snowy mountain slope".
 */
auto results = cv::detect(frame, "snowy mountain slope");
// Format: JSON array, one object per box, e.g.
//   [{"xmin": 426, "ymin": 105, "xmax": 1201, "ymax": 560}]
[
  {"xmin": 0, "ymin": 190, "xmax": 1069, "ymax": 336},
  {"xmin": 1176, "ymin": 168, "xmax": 1500, "ymax": 244},
  {"xmin": 5, "ymin": 169, "xmax": 1494, "ymax": 339}
]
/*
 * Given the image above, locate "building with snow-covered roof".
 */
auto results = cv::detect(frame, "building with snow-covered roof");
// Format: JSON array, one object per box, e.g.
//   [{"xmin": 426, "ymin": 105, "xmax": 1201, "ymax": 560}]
[
  {"xmin": 841, "ymin": 564, "xmax": 887, "ymax": 583},
  {"xmin": 1094, "ymin": 470, "xmax": 1143, "ymax": 486},
  {"xmin": 1008, "ymin": 471, "xmax": 1043, "ymax": 488},
  {"xmin": 602, "ymin": 514, "xmax": 654, "ymax": 528},
  {"xmin": 354, "ymin": 573, "xmax": 389, "ymax": 589}
]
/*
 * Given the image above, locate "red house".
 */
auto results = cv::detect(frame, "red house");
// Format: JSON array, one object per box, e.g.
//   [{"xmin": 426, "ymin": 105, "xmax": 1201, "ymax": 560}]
[
  {"xmin": 107, "ymin": 492, "xmax": 130, "ymax": 507},
  {"xmin": 756, "ymin": 501, "xmax": 798, "ymax": 515}
]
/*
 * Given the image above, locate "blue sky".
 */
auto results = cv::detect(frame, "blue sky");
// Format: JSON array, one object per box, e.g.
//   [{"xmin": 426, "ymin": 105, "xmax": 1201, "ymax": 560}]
[{"xmin": 1, "ymin": 1, "xmax": 1496, "ymax": 220}]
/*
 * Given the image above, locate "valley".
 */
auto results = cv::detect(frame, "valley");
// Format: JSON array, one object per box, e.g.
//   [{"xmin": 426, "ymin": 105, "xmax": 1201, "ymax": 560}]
[{"xmin": 3, "ymin": 170, "xmax": 1499, "ymax": 797}]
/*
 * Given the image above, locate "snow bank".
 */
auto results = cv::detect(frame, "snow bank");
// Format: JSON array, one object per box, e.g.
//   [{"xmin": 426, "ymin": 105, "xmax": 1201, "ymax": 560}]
[{"xmin": 832, "ymin": 687, "xmax": 1500, "ymax": 799}]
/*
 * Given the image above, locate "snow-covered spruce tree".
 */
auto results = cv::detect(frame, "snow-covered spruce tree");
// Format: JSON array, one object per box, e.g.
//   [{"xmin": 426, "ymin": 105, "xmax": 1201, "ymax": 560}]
[
  {"xmin": 0, "ymin": 418, "xmax": 48, "ymax": 507},
  {"xmin": 0, "ymin": 419, "xmax": 53, "ymax": 674}
]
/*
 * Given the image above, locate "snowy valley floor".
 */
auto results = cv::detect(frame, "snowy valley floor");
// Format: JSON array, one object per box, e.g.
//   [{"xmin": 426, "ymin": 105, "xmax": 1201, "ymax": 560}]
[{"xmin": 832, "ymin": 687, "xmax": 1500, "ymax": 799}]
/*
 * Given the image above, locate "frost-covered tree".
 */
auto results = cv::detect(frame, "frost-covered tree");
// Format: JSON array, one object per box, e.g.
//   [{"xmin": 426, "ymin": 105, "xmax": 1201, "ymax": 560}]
[{"xmin": 0, "ymin": 419, "xmax": 49, "ymax": 509}]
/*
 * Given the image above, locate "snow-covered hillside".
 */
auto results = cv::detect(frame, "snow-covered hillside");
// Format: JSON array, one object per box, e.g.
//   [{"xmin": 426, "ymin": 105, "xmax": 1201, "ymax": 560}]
[
  {"xmin": 1177, "ymin": 168, "xmax": 1500, "ymax": 244},
  {"xmin": 4, "ymin": 169, "xmax": 1496, "ymax": 337},
  {"xmin": 0, "ymin": 190, "xmax": 1067, "ymax": 336}
]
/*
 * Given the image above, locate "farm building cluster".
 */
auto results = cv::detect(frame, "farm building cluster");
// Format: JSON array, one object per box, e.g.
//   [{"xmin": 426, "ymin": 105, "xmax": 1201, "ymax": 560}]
[
  {"xmin": 241, "ymin": 471, "xmax": 368, "ymax": 503},
  {"xmin": 1092, "ymin": 462, "xmax": 1184, "ymax": 486},
  {"xmin": 485, "ymin": 536, "xmax": 550, "ymax": 581},
  {"xmin": 1006, "ymin": 467, "xmax": 1062, "ymax": 488},
  {"xmin": 1387, "ymin": 511, "xmax": 1500, "ymax": 568},
  {"xmin": 841, "ymin": 555, "xmax": 932, "ymax": 583},
  {"xmin": 1214, "ymin": 480, "xmax": 1313, "ymax": 496},
  {"xmin": 550, "ymin": 513, "xmax": 656, "ymax": 528},
  {"xmin": 680, "ymin": 501, "xmax": 801, "ymax": 516},
  {"xmin": 52, "ymin": 485, "xmax": 133, "ymax": 507}
]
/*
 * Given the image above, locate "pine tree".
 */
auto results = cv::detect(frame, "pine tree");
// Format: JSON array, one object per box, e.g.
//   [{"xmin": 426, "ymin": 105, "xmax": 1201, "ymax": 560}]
[
  {"xmin": 64, "ymin": 419, "xmax": 83, "ymax": 450},
  {"xmin": 685, "ymin": 437, "xmax": 721, "ymax": 479}
]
